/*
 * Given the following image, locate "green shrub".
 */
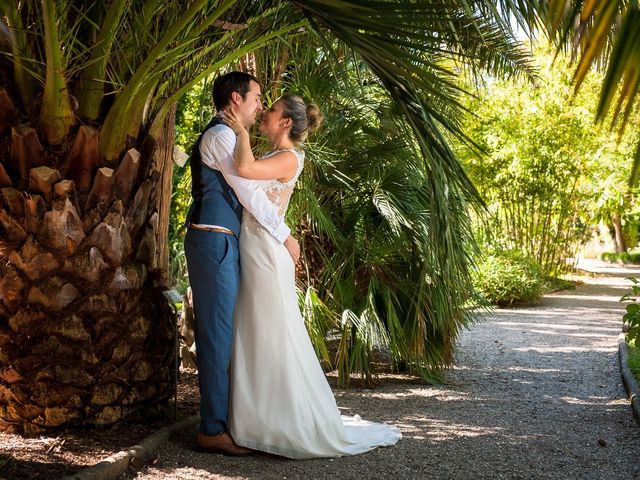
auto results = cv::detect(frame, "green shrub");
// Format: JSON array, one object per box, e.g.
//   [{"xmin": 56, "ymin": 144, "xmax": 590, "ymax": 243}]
[
  {"xmin": 473, "ymin": 250, "xmax": 544, "ymax": 306},
  {"xmin": 602, "ymin": 252, "xmax": 640, "ymax": 264}
]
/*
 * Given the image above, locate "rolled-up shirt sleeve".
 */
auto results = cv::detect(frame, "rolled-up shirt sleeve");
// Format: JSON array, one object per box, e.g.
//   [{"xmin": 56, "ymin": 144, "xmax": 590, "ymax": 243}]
[{"xmin": 199, "ymin": 125, "xmax": 291, "ymax": 243}]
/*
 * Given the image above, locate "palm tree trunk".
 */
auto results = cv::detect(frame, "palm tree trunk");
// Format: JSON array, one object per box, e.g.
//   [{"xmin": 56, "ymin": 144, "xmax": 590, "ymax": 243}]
[{"xmin": 0, "ymin": 92, "xmax": 176, "ymax": 434}]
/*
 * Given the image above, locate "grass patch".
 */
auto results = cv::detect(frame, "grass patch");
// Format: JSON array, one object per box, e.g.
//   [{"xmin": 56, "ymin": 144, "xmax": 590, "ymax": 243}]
[
  {"xmin": 627, "ymin": 340, "xmax": 640, "ymax": 386},
  {"xmin": 0, "ymin": 454, "xmax": 8, "ymax": 468}
]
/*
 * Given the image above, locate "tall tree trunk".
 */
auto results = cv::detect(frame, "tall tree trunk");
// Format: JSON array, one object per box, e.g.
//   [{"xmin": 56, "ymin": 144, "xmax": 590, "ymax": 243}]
[{"xmin": 612, "ymin": 212, "xmax": 627, "ymax": 253}]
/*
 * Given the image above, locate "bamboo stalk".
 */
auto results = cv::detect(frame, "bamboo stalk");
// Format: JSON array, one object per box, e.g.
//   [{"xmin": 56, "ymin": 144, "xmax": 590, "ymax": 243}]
[
  {"xmin": 527, "ymin": 195, "xmax": 535, "ymax": 259},
  {"xmin": 539, "ymin": 198, "xmax": 553, "ymax": 270}
]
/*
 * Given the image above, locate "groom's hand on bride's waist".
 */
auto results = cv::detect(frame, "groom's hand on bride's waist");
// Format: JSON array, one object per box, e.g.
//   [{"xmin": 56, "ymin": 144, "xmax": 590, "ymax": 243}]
[{"xmin": 284, "ymin": 235, "xmax": 300, "ymax": 264}]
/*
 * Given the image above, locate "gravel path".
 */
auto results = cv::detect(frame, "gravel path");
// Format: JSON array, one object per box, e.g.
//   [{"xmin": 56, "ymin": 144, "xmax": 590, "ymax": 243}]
[{"xmin": 122, "ymin": 259, "xmax": 640, "ymax": 480}]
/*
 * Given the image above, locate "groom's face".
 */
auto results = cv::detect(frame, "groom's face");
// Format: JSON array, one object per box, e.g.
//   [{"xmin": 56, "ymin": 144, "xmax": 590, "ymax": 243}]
[{"xmin": 234, "ymin": 80, "xmax": 263, "ymax": 128}]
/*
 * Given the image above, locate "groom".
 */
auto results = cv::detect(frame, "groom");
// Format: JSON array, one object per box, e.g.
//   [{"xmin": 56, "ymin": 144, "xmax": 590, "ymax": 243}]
[{"xmin": 184, "ymin": 71, "xmax": 300, "ymax": 455}]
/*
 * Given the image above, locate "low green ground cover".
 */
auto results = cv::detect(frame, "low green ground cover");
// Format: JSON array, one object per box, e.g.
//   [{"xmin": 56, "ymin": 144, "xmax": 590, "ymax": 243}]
[
  {"xmin": 602, "ymin": 252, "xmax": 640, "ymax": 264},
  {"xmin": 627, "ymin": 341, "xmax": 640, "ymax": 386},
  {"xmin": 621, "ymin": 277, "xmax": 640, "ymax": 385}
]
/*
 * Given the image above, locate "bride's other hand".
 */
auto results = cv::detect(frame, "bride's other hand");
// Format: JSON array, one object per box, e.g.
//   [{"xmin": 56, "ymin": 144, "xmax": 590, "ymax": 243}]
[
  {"xmin": 225, "ymin": 109, "xmax": 247, "ymax": 135},
  {"xmin": 284, "ymin": 235, "xmax": 300, "ymax": 264}
]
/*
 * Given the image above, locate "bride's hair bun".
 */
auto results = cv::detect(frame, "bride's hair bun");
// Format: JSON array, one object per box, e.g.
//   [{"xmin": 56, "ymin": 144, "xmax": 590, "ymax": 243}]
[
  {"xmin": 279, "ymin": 93, "xmax": 323, "ymax": 144},
  {"xmin": 305, "ymin": 103, "xmax": 323, "ymax": 134}
]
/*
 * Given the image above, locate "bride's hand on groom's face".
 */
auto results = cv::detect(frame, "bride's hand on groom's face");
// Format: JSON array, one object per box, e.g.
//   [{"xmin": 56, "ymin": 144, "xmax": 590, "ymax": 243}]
[{"xmin": 225, "ymin": 109, "xmax": 246, "ymax": 135}]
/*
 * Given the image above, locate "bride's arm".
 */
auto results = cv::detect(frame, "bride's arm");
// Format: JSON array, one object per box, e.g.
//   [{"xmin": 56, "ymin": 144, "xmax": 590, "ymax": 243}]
[{"xmin": 226, "ymin": 112, "xmax": 297, "ymax": 181}]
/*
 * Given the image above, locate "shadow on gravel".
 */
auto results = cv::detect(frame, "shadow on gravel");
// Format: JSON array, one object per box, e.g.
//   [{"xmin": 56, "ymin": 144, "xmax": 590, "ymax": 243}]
[{"xmin": 0, "ymin": 456, "xmax": 82, "ymax": 479}]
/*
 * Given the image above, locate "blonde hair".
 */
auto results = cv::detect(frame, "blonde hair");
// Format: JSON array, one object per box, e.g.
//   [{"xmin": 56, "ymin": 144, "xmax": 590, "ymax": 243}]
[{"xmin": 279, "ymin": 93, "xmax": 323, "ymax": 143}]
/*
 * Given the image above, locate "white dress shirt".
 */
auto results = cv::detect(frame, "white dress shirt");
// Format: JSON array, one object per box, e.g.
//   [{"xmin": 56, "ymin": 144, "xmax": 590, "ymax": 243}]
[{"xmin": 192, "ymin": 122, "xmax": 291, "ymax": 243}]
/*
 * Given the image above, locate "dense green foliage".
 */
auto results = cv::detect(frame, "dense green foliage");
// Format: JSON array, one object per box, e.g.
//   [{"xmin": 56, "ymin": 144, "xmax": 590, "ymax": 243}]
[
  {"xmin": 282, "ymin": 48, "xmax": 483, "ymax": 384},
  {"xmin": 169, "ymin": 80, "xmax": 216, "ymax": 292},
  {"xmin": 473, "ymin": 250, "xmax": 543, "ymax": 306}
]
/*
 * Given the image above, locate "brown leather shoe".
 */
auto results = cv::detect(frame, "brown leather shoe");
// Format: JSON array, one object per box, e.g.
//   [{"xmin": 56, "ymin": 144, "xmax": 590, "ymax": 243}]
[{"xmin": 196, "ymin": 432, "xmax": 254, "ymax": 456}]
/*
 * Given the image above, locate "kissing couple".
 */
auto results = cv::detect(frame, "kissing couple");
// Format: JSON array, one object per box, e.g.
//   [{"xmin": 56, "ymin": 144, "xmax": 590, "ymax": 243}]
[{"xmin": 184, "ymin": 71, "xmax": 401, "ymax": 459}]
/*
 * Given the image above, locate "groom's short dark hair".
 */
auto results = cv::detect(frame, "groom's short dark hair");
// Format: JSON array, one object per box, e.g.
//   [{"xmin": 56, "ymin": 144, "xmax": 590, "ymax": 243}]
[{"xmin": 213, "ymin": 71, "xmax": 259, "ymax": 111}]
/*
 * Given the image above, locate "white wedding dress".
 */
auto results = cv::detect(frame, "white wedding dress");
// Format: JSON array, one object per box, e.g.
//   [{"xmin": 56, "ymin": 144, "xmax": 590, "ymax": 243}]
[{"xmin": 229, "ymin": 149, "xmax": 401, "ymax": 459}]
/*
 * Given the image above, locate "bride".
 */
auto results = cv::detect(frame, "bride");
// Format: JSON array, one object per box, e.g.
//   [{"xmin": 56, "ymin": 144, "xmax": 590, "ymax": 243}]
[{"xmin": 224, "ymin": 93, "xmax": 401, "ymax": 459}]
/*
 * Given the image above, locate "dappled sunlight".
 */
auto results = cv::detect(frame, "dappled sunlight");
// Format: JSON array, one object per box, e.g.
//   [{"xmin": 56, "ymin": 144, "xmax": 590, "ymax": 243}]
[
  {"xmin": 506, "ymin": 366, "xmax": 565, "ymax": 373},
  {"xmin": 429, "ymin": 393, "xmax": 474, "ymax": 402},
  {"xmin": 363, "ymin": 389, "xmax": 462, "ymax": 400},
  {"xmin": 549, "ymin": 293, "xmax": 627, "ymax": 303},
  {"xmin": 490, "ymin": 307, "xmax": 623, "ymax": 317},
  {"xmin": 151, "ymin": 468, "xmax": 246, "ymax": 480},
  {"xmin": 451, "ymin": 364, "xmax": 470, "ymax": 371},
  {"xmin": 562, "ymin": 275, "xmax": 634, "ymax": 287},
  {"xmin": 485, "ymin": 320, "xmax": 622, "ymax": 340},
  {"xmin": 490, "ymin": 309, "xmax": 553, "ymax": 316},
  {"xmin": 493, "ymin": 321, "xmax": 618, "ymax": 333},
  {"xmin": 342, "ymin": 387, "xmax": 472, "ymax": 403},
  {"xmin": 506, "ymin": 433, "xmax": 555, "ymax": 442},
  {"xmin": 398, "ymin": 417, "xmax": 503, "ymax": 442},
  {"xmin": 576, "ymin": 260, "xmax": 640, "ymax": 278},
  {"xmin": 513, "ymin": 346, "xmax": 614, "ymax": 353},
  {"xmin": 559, "ymin": 396, "xmax": 625, "ymax": 407},
  {"xmin": 510, "ymin": 378, "xmax": 533, "ymax": 385},
  {"xmin": 340, "ymin": 391, "xmax": 412, "ymax": 401},
  {"xmin": 527, "ymin": 329, "xmax": 619, "ymax": 338}
]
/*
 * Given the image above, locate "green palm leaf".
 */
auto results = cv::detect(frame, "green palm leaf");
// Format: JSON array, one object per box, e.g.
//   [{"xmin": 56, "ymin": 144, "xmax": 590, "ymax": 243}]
[{"xmin": 540, "ymin": 1, "xmax": 640, "ymax": 185}]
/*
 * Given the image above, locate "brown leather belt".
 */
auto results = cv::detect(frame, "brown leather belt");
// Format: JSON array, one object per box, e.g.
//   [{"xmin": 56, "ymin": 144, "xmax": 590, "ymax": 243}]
[{"xmin": 189, "ymin": 224, "xmax": 235, "ymax": 236}]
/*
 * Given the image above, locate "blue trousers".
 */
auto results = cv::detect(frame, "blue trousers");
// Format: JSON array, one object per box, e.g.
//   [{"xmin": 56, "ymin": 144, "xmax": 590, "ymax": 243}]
[{"xmin": 184, "ymin": 228, "xmax": 239, "ymax": 435}]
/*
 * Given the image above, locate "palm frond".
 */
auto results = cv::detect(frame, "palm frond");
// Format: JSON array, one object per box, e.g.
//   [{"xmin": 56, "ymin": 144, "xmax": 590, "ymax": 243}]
[
  {"xmin": 540, "ymin": 0, "xmax": 640, "ymax": 182},
  {"xmin": 40, "ymin": 0, "xmax": 75, "ymax": 145},
  {"xmin": 276, "ymin": 37, "xmax": 482, "ymax": 385}
]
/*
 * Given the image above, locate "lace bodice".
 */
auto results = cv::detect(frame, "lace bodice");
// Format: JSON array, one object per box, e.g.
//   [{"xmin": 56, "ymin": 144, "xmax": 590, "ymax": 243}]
[{"xmin": 250, "ymin": 148, "xmax": 305, "ymax": 219}]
